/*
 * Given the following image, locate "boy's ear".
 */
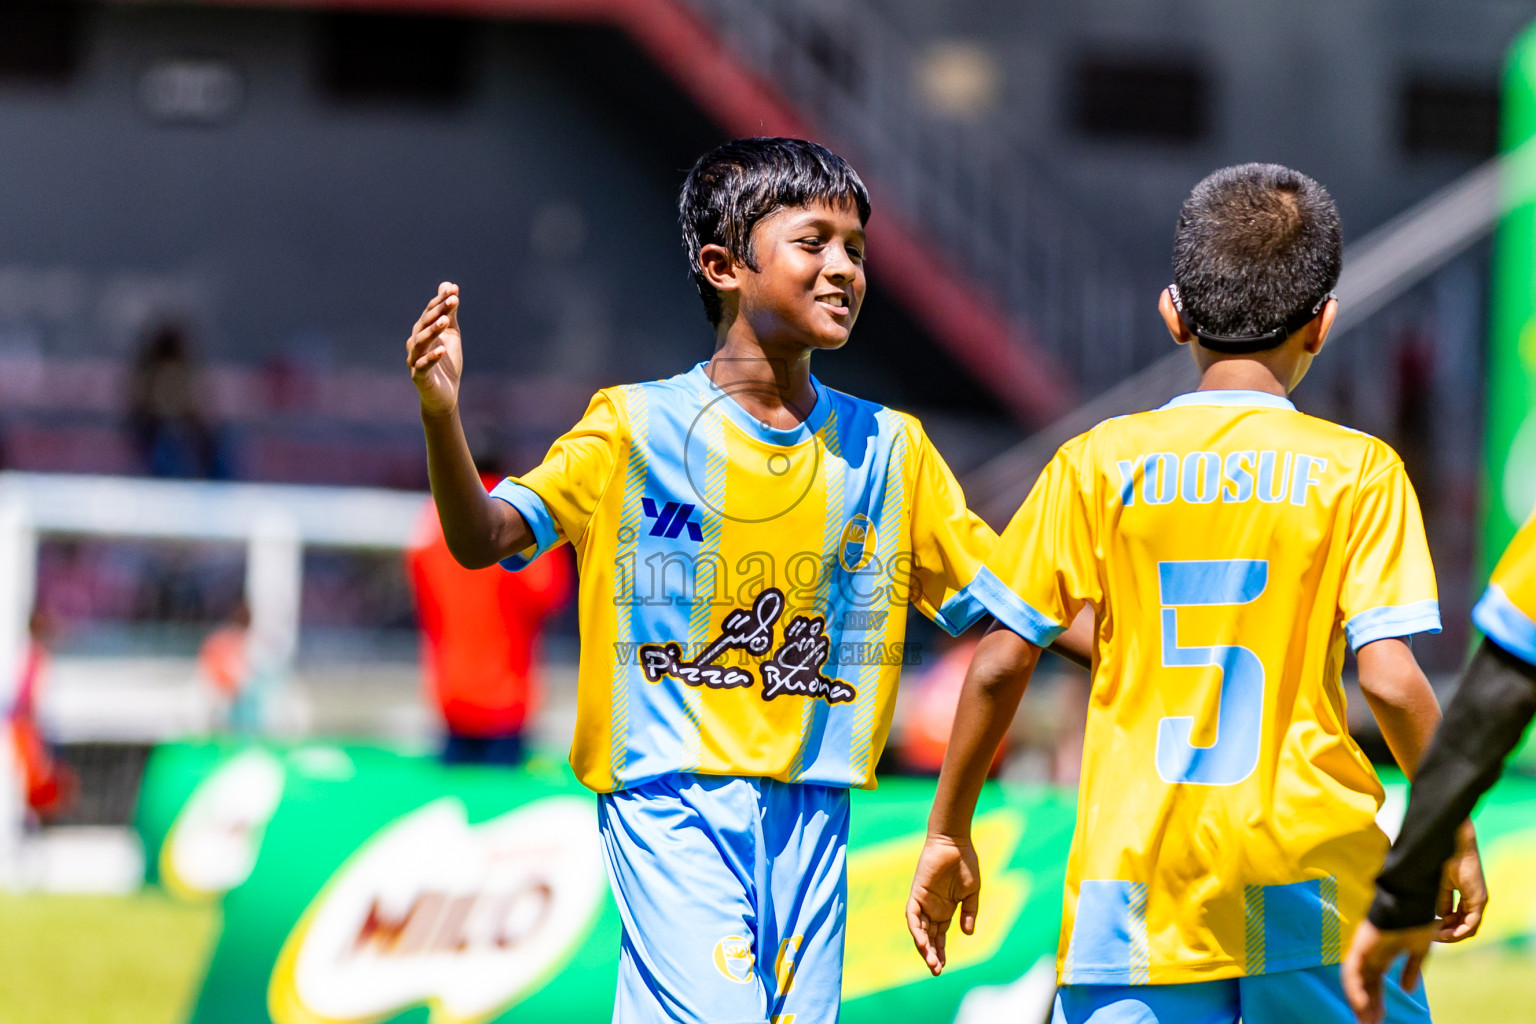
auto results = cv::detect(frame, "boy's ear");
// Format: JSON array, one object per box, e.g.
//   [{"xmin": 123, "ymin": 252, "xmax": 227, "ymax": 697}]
[
  {"xmin": 1159, "ymin": 287, "xmax": 1195, "ymax": 346},
  {"xmin": 1305, "ymin": 297, "xmax": 1339, "ymax": 354},
  {"xmin": 698, "ymin": 244, "xmax": 742, "ymax": 296}
]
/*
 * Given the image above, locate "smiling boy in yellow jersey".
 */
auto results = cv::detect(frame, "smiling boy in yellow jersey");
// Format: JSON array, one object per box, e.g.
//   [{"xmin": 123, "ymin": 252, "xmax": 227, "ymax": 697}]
[
  {"xmin": 405, "ymin": 139, "xmax": 1011, "ymax": 1024},
  {"xmin": 907, "ymin": 164, "xmax": 1487, "ymax": 1024}
]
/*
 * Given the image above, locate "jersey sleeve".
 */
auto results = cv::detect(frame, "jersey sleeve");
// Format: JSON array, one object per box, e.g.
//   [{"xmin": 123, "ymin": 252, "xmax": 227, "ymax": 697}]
[
  {"xmin": 902, "ymin": 418, "xmax": 999, "ymax": 635},
  {"xmin": 1473, "ymin": 512, "xmax": 1536, "ymax": 665},
  {"xmin": 1339, "ymin": 455, "xmax": 1442, "ymax": 650},
  {"xmin": 490, "ymin": 390, "xmax": 625, "ymax": 571},
  {"xmin": 971, "ymin": 434, "xmax": 1100, "ymax": 647}
]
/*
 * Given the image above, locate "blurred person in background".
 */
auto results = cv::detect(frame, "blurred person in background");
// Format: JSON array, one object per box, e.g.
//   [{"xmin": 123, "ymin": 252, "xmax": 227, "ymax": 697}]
[
  {"xmin": 896, "ymin": 635, "xmax": 985, "ymax": 775},
  {"xmin": 6, "ymin": 610, "xmax": 74, "ymax": 822},
  {"xmin": 889, "ymin": 618, "xmax": 1093, "ymax": 779},
  {"xmin": 407, "ymin": 449, "xmax": 572, "ymax": 766},
  {"xmin": 127, "ymin": 321, "xmax": 230, "ymax": 479},
  {"xmin": 893, "ymin": 635, "xmax": 1008, "ymax": 777},
  {"xmin": 196, "ymin": 600, "xmax": 260, "ymax": 733}
]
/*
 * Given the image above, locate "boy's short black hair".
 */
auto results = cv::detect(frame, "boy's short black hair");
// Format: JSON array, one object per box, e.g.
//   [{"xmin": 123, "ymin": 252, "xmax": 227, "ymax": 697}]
[
  {"xmin": 680, "ymin": 137, "xmax": 871, "ymax": 326},
  {"xmin": 1172, "ymin": 163, "xmax": 1342, "ymax": 340}
]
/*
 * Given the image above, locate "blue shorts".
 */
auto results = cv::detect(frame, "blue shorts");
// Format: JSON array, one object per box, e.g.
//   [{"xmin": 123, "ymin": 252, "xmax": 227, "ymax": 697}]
[
  {"xmin": 1052, "ymin": 961, "xmax": 1432, "ymax": 1024},
  {"xmin": 597, "ymin": 773, "xmax": 850, "ymax": 1024}
]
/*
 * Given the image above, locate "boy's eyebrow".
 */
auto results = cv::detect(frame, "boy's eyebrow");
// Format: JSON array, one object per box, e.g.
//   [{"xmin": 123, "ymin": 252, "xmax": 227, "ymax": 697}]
[{"xmin": 784, "ymin": 211, "xmax": 867, "ymax": 237}]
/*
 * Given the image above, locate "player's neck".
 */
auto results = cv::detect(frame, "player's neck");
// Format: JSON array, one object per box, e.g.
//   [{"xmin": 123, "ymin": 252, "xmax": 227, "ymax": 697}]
[
  {"xmin": 1194, "ymin": 357, "xmax": 1290, "ymax": 399},
  {"xmin": 707, "ymin": 330, "xmax": 818, "ymax": 429}
]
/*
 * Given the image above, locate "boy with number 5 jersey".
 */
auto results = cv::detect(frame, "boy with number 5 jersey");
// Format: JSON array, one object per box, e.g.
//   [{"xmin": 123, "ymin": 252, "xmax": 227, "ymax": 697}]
[{"xmin": 908, "ymin": 164, "xmax": 1486, "ymax": 1023}]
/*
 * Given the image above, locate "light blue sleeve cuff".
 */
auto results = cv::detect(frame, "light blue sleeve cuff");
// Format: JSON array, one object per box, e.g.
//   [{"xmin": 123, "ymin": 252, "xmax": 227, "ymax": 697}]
[
  {"xmin": 1473, "ymin": 584, "xmax": 1536, "ymax": 666},
  {"xmin": 969, "ymin": 566, "xmax": 1067, "ymax": 647},
  {"xmin": 932, "ymin": 579, "xmax": 990, "ymax": 637},
  {"xmin": 489, "ymin": 478, "xmax": 560, "ymax": 571},
  {"xmin": 1345, "ymin": 599, "xmax": 1442, "ymax": 651}
]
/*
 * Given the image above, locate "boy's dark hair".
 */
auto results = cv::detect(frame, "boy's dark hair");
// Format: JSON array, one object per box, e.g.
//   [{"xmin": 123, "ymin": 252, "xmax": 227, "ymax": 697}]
[
  {"xmin": 680, "ymin": 137, "xmax": 871, "ymax": 326},
  {"xmin": 1172, "ymin": 163, "xmax": 1342, "ymax": 342}
]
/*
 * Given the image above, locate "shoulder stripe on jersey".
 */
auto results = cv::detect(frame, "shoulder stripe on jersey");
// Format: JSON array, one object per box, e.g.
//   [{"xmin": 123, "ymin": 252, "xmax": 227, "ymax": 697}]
[
  {"xmin": 489, "ymin": 479, "xmax": 559, "ymax": 571},
  {"xmin": 970, "ymin": 566, "xmax": 1067, "ymax": 647},
  {"xmin": 1473, "ymin": 584, "xmax": 1536, "ymax": 666},
  {"xmin": 1344, "ymin": 600, "xmax": 1442, "ymax": 651},
  {"xmin": 934, "ymin": 581, "xmax": 990, "ymax": 637}
]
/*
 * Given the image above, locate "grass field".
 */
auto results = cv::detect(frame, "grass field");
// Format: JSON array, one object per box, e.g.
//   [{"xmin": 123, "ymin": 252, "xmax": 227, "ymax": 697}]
[
  {"xmin": 0, "ymin": 891, "xmax": 217, "ymax": 1024},
  {"xmin": 1, "ymin": 890, "xmax": 1533, "ymax": 1023}
]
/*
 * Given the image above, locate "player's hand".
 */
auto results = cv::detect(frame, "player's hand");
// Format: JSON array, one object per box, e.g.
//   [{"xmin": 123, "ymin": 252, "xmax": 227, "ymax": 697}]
[
  {"xmin": 1343, "ymin": 918, "xmax": 1435, "ymax": 1024},
  {"xmin": 906, "ymin": 833, "xmax": 980, "ymax": 977},
  {"xmin": 408, "ymin": 282, "xmax": 463, "ymax": 417},
  {"xmin": 1433, "ymin": 822, "xmax": 1486, "ymax": 943}
]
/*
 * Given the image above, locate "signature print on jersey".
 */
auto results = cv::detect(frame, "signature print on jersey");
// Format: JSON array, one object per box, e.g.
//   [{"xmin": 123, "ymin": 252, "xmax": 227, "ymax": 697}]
[
  {"xmin": 638, "ymin": 588, "xmax": 782, "ymax": 691},
  {"xmin": 638, "ymin": 587, "xmax": 857, "ymax": 705},
  {"xmin": 761, "ymin": 614, "xmax": 855, "ymax": 704}
]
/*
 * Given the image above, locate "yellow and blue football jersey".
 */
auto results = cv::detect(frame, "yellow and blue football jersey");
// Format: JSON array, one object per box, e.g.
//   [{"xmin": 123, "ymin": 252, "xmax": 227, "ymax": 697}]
[
  {"xmin": 491, "ymin": 363, "xmax": 995, "ymax": 793},
  {"xmin": 974, "ymin": 390, "xmax": 1440, "ymax": 986},
  {"xmin": 1473, "ymin": 510, "xmax": 1536, "ymax": 666}
]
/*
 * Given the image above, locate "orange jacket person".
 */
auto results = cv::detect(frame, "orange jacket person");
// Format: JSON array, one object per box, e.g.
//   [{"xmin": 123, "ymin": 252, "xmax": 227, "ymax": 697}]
[{"xmin": 407, "ymin": 480, "xmax": 572, "ymax": 765}]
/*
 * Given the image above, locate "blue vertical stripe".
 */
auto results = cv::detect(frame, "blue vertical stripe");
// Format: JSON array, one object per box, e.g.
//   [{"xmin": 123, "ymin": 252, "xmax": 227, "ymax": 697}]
[
  {"xmin": 1064, "ymin": 880, "xmax": 1149, "ymax": 984},
  {"xmin": 683, "ymin": 406, "xmax": 727, "ymax": 771},
  {"xmin": 788, "ymin": 407, "xmax": 844, "ymax": 782},
  {"xmin": 624, "ymin": 382, "xmax": 715, "ymax": 783},
  {"xmin": 1241, "ymin": 878, "xmax": 1337, "ymax": 975},
  {"xmin": 1262, "ymin": 879, "xmax": 1324, "ymax": 972},
  {"xmin": 846, "ymin": 423, "xmax": 905, "ymax": 785}
]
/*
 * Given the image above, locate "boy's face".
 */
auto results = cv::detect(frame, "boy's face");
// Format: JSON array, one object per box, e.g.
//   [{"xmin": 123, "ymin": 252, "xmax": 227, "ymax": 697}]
[{"xmin": 733, "ymin": 199, "xmax": 866, "ymax": 351}]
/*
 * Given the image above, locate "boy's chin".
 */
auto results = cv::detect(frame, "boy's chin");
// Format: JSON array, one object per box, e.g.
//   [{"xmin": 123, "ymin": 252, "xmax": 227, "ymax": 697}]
[
  {"xmin": 800, "ymin": 319, "xmax": 854, "ymax": 350},
  {"xmin": 757, "ymin": 315, "xmax": 852, "ymax": 352}
]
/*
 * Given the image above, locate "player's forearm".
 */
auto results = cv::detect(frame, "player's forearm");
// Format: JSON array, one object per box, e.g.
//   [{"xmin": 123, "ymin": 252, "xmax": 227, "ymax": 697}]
[
  {"xmin": 1357, "ymin": 638, "xmax": 1441, "ymax": 779},
  {"xmin": 1371, "ymin": 639, "xmax": 1536, "ymax": 929},
  {"xmin": 421, "ymin": 407, "xmax": 531, "ymax": 568},
  {"xmin": 927, "ymin": 627, "xmax": 1039, "ymax": 840}
]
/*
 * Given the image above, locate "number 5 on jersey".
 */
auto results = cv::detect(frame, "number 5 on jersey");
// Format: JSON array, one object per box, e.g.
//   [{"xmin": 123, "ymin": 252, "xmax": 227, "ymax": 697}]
[{"xmin": 1157, "ymin": 559, "xmax": 1269, "ymax": 786}]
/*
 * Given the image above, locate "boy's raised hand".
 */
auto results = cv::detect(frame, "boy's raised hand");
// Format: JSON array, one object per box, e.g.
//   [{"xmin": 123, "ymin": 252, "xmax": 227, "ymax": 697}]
[
  {"xmin": 906, "ymin": 834, "xmax": 981, "ymax": 976},
  {"xmin": 408, "ymin": 282, "xmax": 463, "ymax": 417}
]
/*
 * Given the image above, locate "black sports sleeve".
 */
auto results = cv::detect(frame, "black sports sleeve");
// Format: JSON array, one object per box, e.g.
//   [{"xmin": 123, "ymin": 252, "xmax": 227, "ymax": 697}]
[{"xmin": 1368, "ymin": 638, "xmax": 1536, "ymax": 930}]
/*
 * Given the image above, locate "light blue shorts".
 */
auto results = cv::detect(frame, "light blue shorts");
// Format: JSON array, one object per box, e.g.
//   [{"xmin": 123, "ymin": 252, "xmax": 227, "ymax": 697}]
[
  {"xmin": 597, "ymin": 773, "xmax": 850, "ymax": 1024},
  {"xmin": 1052, "ymin": 960, "xmax": 1432, "ymax": 1024}
]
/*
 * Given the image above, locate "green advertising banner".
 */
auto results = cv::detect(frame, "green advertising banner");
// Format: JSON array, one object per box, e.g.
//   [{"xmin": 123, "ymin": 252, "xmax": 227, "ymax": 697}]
[
  {"xmin": 136, "ymin": 741, "xmax": 1536, "ymax": 1024},
  {"xmin": 136, "ymin": 741, "xmax": 1078, "ymax": 1024},
  {"xmin": 1490, "ymin": 25, "xmax": 1536, "ymax": 569}
]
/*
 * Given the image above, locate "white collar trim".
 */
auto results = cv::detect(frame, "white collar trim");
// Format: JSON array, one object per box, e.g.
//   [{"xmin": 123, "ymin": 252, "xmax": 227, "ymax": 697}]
[{"xmin": 1159, "ymin": 390, "xmax": 1296, "ymax": 412}]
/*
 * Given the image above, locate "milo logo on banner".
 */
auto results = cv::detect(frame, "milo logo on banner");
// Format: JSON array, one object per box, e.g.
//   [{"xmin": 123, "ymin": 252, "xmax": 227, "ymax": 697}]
[
  {"xmin": 268, "ymin": 796, "xmax": 606, "ymax": 1024},
  {"xmin": 161, "ymin": 747, "xmax": 286, "ymax": 901}
]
